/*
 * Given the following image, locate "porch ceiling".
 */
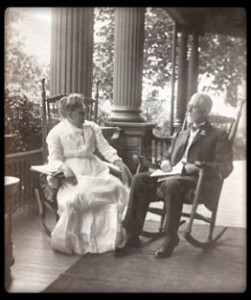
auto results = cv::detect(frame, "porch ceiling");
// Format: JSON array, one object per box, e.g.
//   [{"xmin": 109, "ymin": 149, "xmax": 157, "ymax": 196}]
[{"xmin": 166, "ymin": 7, "xmax": 246, "ymax": 38}]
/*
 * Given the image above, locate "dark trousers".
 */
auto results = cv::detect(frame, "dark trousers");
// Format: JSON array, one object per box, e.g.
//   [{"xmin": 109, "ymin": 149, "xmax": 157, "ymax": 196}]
[{"xmin": 122, "ymin": 172, "xmax": 198, "ymax": 241}]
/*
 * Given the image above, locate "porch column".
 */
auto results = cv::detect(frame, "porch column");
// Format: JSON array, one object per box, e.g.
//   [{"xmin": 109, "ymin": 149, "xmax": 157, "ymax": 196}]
[
  {"xmin": 50, "ymin": 7, "xmax": 94, "ymax": 97},
  {"xmin": 109, "ymin": 7, "xmax": 145, "ymax": 122},
  {"xmin": 174, "ymin": 28, "xmax": 188, "ymax": 131},
  {"xmin": 187, "ymin": 31, "xmax": 199, "ymax": 100},
  {"xmin": 106, "ymin": 7, "xmax": 155, "ymax": 174}
]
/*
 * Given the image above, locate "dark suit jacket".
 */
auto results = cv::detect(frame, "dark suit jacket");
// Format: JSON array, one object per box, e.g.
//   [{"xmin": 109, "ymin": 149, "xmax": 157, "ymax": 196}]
[{"xmin": 163, "ymin": 121, "xmax": 233, "ymax": 211}]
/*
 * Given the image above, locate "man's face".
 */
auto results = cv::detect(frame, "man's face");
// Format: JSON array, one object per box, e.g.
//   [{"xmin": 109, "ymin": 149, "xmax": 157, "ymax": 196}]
[{"xmin": 186, "ymin": 96, "xmax": 207, "ymax": 125}]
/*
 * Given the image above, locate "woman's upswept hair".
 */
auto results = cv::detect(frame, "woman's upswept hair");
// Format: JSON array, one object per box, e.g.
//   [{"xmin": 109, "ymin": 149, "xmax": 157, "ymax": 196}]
[{"xmin": 59, "ymin": 93, "xmax": 85, "ymax": 118}]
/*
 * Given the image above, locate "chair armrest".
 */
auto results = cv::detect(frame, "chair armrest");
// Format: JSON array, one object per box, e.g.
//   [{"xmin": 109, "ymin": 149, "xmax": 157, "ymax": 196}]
[
  {"xmin": 194, "ymin": 161, "xmax": 223, "ymax": 181},
  {"xmin": 31, "ymin": 165, "xmax": 64, "ymax": 194},
  {"xmin": 31, "ymin": 171, "xmax": 59, "ymax": 204},
  {"xmin": 30, "ymin": 165, "xmax": 64, "ymax": 177}
]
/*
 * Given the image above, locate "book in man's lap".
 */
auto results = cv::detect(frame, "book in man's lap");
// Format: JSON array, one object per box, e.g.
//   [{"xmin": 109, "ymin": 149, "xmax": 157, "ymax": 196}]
[{"xmin": 150, "ymin": 161, "xmax": 183, "ymax": 182}]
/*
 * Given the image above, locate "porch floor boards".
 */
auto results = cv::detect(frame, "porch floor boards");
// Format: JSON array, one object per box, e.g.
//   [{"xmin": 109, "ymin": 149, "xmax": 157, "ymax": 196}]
[{"xmin": 8, "ymin": 211, "xmax": 81, "ymax": 293}]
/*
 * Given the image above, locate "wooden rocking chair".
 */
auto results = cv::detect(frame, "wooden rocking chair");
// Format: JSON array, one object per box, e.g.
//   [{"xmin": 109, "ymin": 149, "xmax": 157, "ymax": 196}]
[
  {"xmin": 137, "ymin": 100, "xmax": 245, "ymax": 248},
  {"xmin": 31, "ymin": 78, "xmax": 122, "ymax": 237}
]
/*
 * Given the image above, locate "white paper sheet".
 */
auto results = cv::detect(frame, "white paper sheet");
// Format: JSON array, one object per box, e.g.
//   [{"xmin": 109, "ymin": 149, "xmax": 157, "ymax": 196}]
[{"xmin": 150, "ymin": 161, "xmax": 183, "ymax": 178}]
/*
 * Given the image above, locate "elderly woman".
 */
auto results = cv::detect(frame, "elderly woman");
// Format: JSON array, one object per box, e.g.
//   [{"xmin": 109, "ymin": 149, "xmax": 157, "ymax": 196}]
[{"xmin": 46, "ymin": 93, "xmax": 131, "ymax": 255}]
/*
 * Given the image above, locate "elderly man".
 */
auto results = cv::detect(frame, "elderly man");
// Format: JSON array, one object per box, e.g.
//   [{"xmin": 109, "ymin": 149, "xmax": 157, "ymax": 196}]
[{"xmin": 115, "ymin": 93, "xmax": 233, "ymax": 258}]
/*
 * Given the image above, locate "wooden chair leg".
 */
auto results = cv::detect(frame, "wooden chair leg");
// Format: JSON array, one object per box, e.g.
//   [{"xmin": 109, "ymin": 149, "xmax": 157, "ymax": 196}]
[
  {"xmin": 34, "ymin": 188, "xmax": 52, "ymax": 237},
  {"xmin": 141, "ymin": 211, "xmax": 166, "ymax": 238},
  {"xmin": 184, "ymin": 227, "xmax": 228, "ymax": 249},
  {"xmin": 159, "ymin": 202, "xmax": 166, "ymax": 232},
  {"xmin": 208, "ymin": 210, "xmax": 217, "ymax": 241},
  {"xmin": 34, "ymin": 188, "xmax": 44, "ymax": 219},
  {"xmin": 159, "ymin": 215, "xmax": 165, "ymax": 233},
  {"xmin": 183, "ymin": 168, "xmax": 228, "ymax": 248},
  {"xmin": 184, "ymin": 204, "xmax": 228, "ymax": 248}
]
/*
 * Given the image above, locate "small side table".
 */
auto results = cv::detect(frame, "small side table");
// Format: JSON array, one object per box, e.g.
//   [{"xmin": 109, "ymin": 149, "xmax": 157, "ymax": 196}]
[{"xmin": 4, "ymin": 176, "xmax": 20, "ymax": 290}]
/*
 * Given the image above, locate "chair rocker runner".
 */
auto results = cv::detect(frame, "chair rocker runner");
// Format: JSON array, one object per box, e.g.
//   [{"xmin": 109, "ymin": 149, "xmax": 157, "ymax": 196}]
[
  {"xmin": 31, "ymin": 78, "xmax": 122, "ymax": 237},
  {"xmin": 137, "ymin": 99, "xmax": 245, "ymax": 249}
]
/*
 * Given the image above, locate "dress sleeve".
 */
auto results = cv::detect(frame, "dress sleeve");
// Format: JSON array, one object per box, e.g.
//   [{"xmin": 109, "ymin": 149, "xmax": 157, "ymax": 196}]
[
  {"xmin": 46, "ymin": 127, "xmax": 65, "ymax": 169},
  {"xmin": 91, "ymin": 122, "xmax": 121, "ymax": 163}
]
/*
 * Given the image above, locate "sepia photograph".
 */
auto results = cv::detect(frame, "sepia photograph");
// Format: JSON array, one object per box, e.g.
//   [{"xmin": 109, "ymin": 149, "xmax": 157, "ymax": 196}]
[{"xmin": 4, "ymin": 7, "xmax": 246, "ymax": 293}]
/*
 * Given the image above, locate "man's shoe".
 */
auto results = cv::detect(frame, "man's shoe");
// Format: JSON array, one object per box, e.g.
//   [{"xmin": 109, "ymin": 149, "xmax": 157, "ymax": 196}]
[
  {"xmin": 128, "ymin": 235, "xmax": 141, "ymax": 248},
  {"xmin": 114, "ymin": 234, "xmax": 140, "ymax": 257},
  {"xmin": 154, "ymin": 236, "xmax": 180, "ymax": 259}
]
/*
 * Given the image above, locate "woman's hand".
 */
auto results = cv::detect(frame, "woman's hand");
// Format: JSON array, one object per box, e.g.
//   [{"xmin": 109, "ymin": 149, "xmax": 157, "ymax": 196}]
[
  {"xmin": 160, "ymin": 160, "xmax": 172, "ymax": 172},
  {"xmin": 60, "ymin": 165, "xmax": 78, "ymax": 186},
  {"xmin": 113, "ymin": 159, "xmax": 132, "ymax": 187},
  {"xmin": 47, "ymin": 175, "xmax": 59, "ymax": 189}
]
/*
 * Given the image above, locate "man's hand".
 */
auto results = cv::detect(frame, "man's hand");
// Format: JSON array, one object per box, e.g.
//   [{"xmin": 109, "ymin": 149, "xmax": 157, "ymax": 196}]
[
  {"xmin": 60, "ymin": 165, "xmax": 78, "ymax": 186},
  {"xmin": 160, "ymin": 160, "xmax": 172, "ymax": 172},
  {"xmin": 113, "ymin": 159, "xmax": 132, "ymax": 187},
  {"xmin": 184, "ymin": 162, "xmax": 200, "ymax": 175}
]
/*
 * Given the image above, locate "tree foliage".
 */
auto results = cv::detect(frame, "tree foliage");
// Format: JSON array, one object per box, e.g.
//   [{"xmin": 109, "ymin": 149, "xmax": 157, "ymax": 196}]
[
  {"xmin": 5, "ymin": 9, "xmax": 49, "ymax": 152},
  {"xmin": 5, "ymin": 10, "xmax": 49, "ymax": 98},
  {"xmin": 198, "ymin": 33, "xmax": 246, "ymax": 106},
  {"xmin": 5, "ymin": 87, "xmax": 42, "ymax": 152},
  {"xmin": 143, "ymin": 7, "xmax": 174, "ymax": 88},
  {"xmin": 93, "ymin": 7, "xmax": 246, "ymax": 109},
  {"xmin": 93, "ymin": 7, "xmax": 115, "ymax": 101}
]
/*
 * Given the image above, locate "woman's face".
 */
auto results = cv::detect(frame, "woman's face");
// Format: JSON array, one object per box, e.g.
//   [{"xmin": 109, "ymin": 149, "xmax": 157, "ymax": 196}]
[{"xmin": 67, "ymin": 104, "xmax": 86, "ymax": 127}]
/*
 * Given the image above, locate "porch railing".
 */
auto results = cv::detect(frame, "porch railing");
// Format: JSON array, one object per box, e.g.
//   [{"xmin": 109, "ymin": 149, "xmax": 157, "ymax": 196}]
[{"xmin": 5, "ymin": 149, "xmax": 43, "ymax": 215}]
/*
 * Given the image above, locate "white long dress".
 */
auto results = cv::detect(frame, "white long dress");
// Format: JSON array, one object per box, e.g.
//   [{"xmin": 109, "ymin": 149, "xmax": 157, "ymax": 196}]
[{"xmin": 46, "ymin": 119, "xmax": 129, "ymax": 254}]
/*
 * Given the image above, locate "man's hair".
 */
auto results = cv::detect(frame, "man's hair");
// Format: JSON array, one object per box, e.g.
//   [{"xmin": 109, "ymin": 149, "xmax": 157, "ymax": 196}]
[
  {"xmin": 190, "ymin": 93, "xmax": 213, "ymax": 114},
  {"xmin": 58, "ymin": 93, "xmax": 85, "ymax": 118}
]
